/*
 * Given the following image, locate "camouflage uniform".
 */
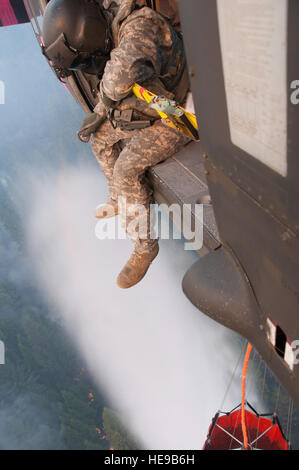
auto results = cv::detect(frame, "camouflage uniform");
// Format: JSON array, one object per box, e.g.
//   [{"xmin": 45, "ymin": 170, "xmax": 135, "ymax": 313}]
[{"xmin": 91, "ymin": 4, "xmax": 190, "ymax": 254}]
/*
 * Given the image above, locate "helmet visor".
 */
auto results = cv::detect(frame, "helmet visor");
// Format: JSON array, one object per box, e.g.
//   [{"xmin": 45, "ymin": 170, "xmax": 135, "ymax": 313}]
[
  {"xmin": 44, "ymin": 32, "xmax": 108, "ymax": 77},
  {"xmin": 69, "ymin": 53, "xmax": 108, "ymax": 76},
  {"xmin": 44, "ymin": 33, "xmax": 77, "ymax": 68}
]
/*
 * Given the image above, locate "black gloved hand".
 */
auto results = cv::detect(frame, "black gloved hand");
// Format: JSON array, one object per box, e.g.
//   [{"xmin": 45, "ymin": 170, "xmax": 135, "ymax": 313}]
[{"xmin": 77, "ymin": 112, "xmax": 106, "ymax": 143}]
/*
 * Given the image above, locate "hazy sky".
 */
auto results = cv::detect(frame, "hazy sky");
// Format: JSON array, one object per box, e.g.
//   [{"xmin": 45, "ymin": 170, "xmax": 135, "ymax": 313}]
[{"xmin": 0, "ymin": 22, "xmax": 255, "ymax": 450}]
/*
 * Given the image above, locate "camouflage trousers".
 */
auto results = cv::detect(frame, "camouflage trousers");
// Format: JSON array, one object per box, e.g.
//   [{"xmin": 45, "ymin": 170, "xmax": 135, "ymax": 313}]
[{"xmin": 91, "ymin": 118, "xmax": 189, "ymax": 253}]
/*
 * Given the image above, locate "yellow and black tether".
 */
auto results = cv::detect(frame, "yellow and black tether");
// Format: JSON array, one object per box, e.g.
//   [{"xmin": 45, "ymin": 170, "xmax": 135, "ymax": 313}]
[{"xmin": 132, "ymin": 83, "xmax": 199, "ymax": 141}]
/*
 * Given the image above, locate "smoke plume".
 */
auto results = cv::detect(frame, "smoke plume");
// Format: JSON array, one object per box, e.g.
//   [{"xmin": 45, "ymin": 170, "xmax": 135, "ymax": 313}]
[{"xmin": 23, "ymin": 161, "xmax": 252, "ymax": 449}]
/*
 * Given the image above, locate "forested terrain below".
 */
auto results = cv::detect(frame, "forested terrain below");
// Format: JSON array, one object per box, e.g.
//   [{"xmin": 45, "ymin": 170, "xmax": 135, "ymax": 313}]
[{"xmin": 0, "ymin": 182, "xmax": 138, "ymax": 450}]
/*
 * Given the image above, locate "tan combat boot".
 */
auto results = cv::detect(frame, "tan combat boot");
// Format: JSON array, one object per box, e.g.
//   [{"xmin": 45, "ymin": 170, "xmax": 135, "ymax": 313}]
[
  {"xmin": 95, "ymin": 198, "xmax": 118, "ymax": 219},
  {"xmin": 117, "ymin": 244, "xmax": 159, "ymax": 289}
]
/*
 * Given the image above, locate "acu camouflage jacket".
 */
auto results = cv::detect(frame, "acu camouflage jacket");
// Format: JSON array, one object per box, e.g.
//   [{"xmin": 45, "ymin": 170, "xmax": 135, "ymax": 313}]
[{"xmin": 94, "ymin": 3, "xmax": 186, "ymax": 121}]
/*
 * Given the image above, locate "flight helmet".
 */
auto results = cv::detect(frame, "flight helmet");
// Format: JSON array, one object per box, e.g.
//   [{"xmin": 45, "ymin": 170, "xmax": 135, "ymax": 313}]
[{"xmin": 42, "ymin": 0, "xmax": 112, "ymax": 77}]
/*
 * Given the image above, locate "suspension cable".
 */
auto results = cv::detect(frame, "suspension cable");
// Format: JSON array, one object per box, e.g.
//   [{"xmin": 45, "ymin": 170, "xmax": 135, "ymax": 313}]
[
  {"xmin": 274, "ymin": 382, "xmax": 281, "ymax": 415},
  {"xmin": 219, "ymin": 339, "xmax": 247, "ymax": 411},
  {"xmin": 286, "ymin": 397, "xmax": 294, "ymax": 446},
  {"xmin": 241, "ymin": 343, "xmax": 252, "ymax": 450}
]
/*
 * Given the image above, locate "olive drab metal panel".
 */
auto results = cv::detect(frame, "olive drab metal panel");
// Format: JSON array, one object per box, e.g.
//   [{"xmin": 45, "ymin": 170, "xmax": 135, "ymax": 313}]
[{"xmin": 179, "ymin": 0, "xmax": 299, "ymax": 410}]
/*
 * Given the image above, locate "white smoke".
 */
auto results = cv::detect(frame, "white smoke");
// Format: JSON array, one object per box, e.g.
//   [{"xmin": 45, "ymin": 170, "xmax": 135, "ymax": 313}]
[{"xmin": 24, "ymin": 161, "xmax": 250, "ymax": 450}]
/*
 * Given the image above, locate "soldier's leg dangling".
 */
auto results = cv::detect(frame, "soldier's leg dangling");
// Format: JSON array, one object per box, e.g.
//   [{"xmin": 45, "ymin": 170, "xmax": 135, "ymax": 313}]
[{"xmin": 113, "ymin": 121, "xmax": 190, "ymax": 288}]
